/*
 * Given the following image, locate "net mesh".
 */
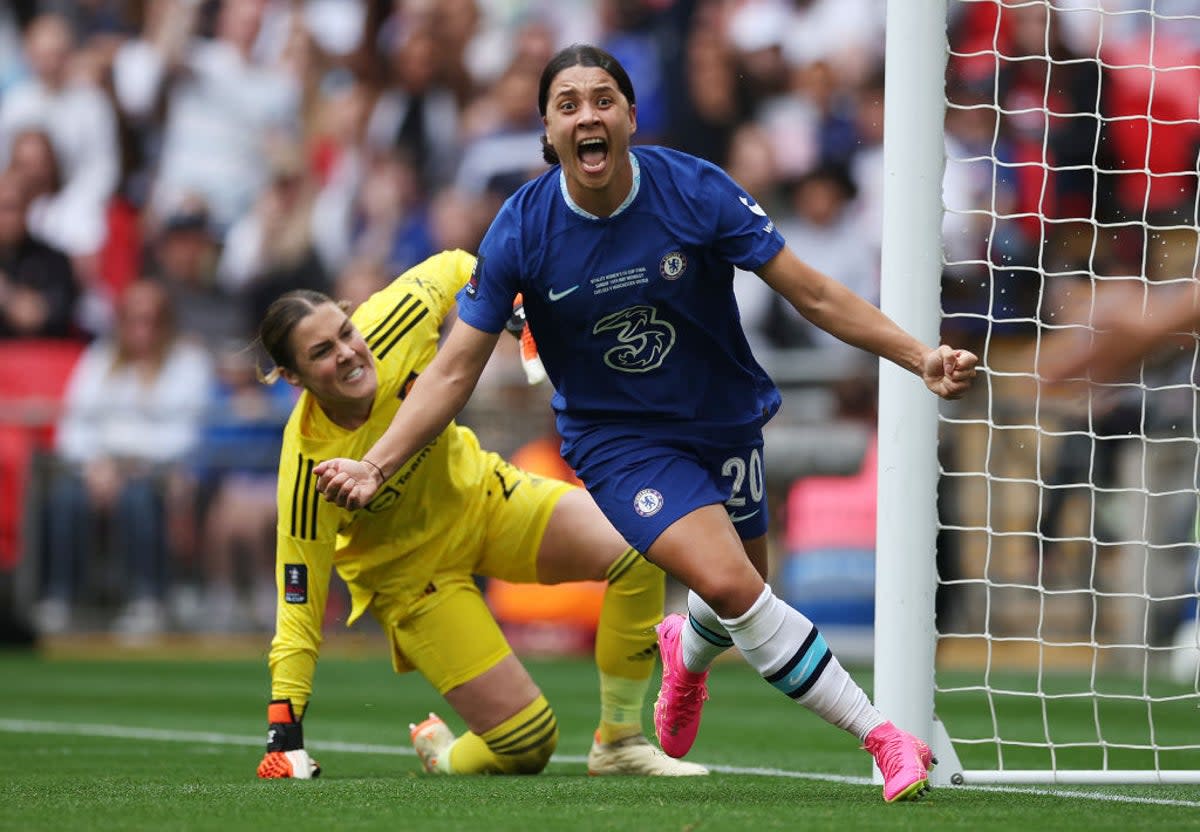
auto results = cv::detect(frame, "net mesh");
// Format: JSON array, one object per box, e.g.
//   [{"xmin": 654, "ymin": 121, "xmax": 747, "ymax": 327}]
[{"xmin": 937, "ymin": 0, "xmax": 1200, "ymax": 775}]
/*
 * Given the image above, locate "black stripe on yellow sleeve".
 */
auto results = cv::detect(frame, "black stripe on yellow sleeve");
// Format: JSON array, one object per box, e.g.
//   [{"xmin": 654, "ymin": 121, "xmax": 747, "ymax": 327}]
[
  {"xmin": 307, "ymin": 458, "xmax": 320, "ymax": 540},
  {"xmin": 375, "ymin": 306, "xmax": 430, "ymax": 360},
  {"xmin": 288, "ymin": 454, "xmax": 320, "ymax": 540},
  {"xmin": 289, "ymin": 452, "xmax": 304, "ymax": 537},
  {"xmin": 298, "ymin": 457, "xmax": 316, "ymax": 540},
  {"xmin": 367, "ymin": 294, "xmax": 421, "ymax": 352}
]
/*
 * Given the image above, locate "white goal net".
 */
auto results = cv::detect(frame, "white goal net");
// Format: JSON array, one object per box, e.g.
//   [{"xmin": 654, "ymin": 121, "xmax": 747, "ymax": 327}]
[{"xmin": 877, "ymin": 0, "xmax": 1200, "ymax": 784}]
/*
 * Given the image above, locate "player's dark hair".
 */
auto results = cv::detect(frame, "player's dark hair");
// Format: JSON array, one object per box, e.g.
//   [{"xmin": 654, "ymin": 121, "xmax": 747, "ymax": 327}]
[
  {"xmin": 258, "ymin": 289, "xmax": 338, "ymax": 377},
  {"xmin": 538, "ymin": 44, "xmax": 636, "ymax": 165}
]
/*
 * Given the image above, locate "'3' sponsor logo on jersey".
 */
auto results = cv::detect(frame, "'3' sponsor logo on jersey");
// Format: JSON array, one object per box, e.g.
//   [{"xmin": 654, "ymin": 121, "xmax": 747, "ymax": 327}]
[{"xmin": 593, "ymin": 305, "xmax": 676, "ymax": 373}]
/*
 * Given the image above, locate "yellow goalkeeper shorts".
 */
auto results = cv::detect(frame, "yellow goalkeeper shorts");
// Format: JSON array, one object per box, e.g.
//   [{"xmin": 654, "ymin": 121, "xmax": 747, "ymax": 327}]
[{"xmin": 370, "ymin": 458, "xmax": 573, "ymax": 692}]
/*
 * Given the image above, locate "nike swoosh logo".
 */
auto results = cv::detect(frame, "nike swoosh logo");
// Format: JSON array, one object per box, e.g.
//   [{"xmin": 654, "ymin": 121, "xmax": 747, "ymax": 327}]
[
  {"xmin": 729, "ymin": 510, "xmax": 760, "ymax": 523},
  {"xmin": 739, "ymin": 196, "xmax": 767, "ymax": 217},
  {"xmin": 548, "ymin": 285, "xmax": 580, "ymax": 302}
]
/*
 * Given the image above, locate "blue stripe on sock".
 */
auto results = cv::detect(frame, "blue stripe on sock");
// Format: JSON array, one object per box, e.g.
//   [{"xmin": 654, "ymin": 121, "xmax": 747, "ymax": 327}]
[
  {"xmin": 790, "ymin": 647, "xmax": 832, "ymax": 699},
  {"xmin": 765, "ymin": 628, "xmax": 818, "ymax": 684},
  {"xmin": 688, "ymin": 613, "xmax": 734, "ymax": 647},
  {"xmin": 765, "ymin": 632, "xmax": 832, "ymax": 699}
]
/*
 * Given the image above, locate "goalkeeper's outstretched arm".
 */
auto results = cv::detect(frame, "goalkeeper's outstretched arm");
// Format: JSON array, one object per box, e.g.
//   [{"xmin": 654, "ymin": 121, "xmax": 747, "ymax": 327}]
[{"xmin": 313, "ymin": 319, "xmax": 498, "ymax": 510}]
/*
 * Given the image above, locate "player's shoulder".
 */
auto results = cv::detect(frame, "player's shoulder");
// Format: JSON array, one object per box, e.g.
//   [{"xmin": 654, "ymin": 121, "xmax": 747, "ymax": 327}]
[
  {"xmin": 277, "ymin": 394, "xmax": 351, "ymax": 476},
  {"xmin": 635, "ymin": 146, "xmax": 732, "ymax": 203},
  {"xmin": 351, "ymin": 250, "xmax": 475, "ymax": 328},
  {"xmin": 280, "ymin": 390, "xmax": 338, "ymax": 446},
  {"xmin": 398, "ymin": 249, "xmax": 477, "ymax": 300},
  {"xmin": 278, "ymin": 395, "xmax": 313, "ymax": 459},
  {"xmin": 635, "ymin": 145, "xmax": 723, "ymax": 178},
  {"xmin": 499, "ymin": 167, "xmax": 561, "ymax": 221},
  {"xmin": 479, "ymin": 171, "xmax": 560, "ymax": 265}
]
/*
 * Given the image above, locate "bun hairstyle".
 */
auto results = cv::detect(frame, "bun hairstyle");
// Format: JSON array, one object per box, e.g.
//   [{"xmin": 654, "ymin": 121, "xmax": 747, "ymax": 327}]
[
  {"xmin": 537, "ymin": 44, "xmax": 637, "ymax": 165},
  {"xmin": 257, "ymin": 290, "xmax": 352, "ymax": 383}
]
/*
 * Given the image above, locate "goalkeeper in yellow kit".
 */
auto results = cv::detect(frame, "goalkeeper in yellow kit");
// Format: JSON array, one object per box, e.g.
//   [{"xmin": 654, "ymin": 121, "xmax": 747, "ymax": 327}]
[{"xmin": 254, "ymin": 249, "xmax": 705, "ymax": 779}]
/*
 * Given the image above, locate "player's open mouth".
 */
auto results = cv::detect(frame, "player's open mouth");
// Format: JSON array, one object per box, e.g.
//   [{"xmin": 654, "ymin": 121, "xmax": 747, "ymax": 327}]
[
  {"xmin": 577, "ymin": 137, "xmax": 608, "ymax": 174},
  {"xmin": 343, "ymin": 365, "xmax": 366, "ymax": 383}
]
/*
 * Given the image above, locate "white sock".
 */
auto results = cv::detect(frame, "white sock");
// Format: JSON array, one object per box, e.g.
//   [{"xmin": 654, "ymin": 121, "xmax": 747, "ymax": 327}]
[
  {"xmin": 719, "ymin": 585, "xmax": 884, "ymax": 741},
  {"xmin": 682, "ymin": 590, "xmax": 733, "ymax": 673}
]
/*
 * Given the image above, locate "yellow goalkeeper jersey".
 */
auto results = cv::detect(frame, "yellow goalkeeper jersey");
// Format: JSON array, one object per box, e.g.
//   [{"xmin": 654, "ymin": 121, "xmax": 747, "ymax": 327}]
[{"xmin": 268, "ymin": 248, "xmax": 493, "ymax": 707}]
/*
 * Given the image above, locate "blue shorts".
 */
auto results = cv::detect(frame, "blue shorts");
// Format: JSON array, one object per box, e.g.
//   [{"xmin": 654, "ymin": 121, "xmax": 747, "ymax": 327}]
[{"xmin": 573, "ymin": 433, "xmax": 770, "ymax": 554}]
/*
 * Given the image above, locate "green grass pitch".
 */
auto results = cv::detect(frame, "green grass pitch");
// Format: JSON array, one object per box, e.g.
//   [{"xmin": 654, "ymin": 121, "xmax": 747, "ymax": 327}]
[{"xmin": 2, "ymin": 647, "xmax": 1198, "ymax": 831}]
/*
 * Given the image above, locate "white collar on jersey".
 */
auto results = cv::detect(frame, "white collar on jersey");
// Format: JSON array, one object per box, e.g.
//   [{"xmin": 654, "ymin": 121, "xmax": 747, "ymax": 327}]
[{"xmin": 558, "ymin": 151, "xmax": 641, "ymax": 220}]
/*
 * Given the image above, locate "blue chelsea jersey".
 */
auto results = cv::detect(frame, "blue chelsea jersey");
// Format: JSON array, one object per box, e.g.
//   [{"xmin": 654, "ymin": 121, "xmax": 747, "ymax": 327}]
[{"xmin": 457, "ymin": 146, "xmax": 786, "ymax": 452}]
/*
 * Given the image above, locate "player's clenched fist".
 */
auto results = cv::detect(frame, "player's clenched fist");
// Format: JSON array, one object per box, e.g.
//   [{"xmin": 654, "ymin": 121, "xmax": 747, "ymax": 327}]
[
  {"xmin": 257, "ymin": 699, "xmax": 321, "ymax": 779},
  {"xmin": 313, "ymin": 457, "xmax": 383, "ymax": 511},
  {"xmin": 922, "ymin": 345, "xmax": 978, "ymax": 400}
]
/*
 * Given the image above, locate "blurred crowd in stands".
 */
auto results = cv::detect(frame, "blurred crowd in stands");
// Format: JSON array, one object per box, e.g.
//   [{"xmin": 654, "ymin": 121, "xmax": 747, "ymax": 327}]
[{"xmin": 0, "ymin": 0, "xmax": 1197, "ymax": 643}]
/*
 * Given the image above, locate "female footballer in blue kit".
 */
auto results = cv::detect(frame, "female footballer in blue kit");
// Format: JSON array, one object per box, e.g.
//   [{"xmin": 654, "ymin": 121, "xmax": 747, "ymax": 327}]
[{"xmin": 314, "ymin": 44, "xmax": 977, "ymax": 802}]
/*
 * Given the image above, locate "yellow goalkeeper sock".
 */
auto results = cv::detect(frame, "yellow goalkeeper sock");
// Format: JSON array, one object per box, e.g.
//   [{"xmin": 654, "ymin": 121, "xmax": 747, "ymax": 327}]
[
  {"xmin": 597, "ymin": 673, "xmax": 651, "ymax": 743},
  {"xmin": 446, "ymin": 695, "xmax": 558, "ymax": 774},
  {"xmin": 594, "ymin": 547, "xmax": 662, "ymax": 743}
]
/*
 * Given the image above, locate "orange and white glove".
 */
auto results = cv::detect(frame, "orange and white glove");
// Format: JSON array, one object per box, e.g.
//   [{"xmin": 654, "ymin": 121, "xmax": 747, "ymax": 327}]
[
  {"xmin": 505, "ymin": 295, "xmax": 547, "ymax": 386},
  {"xmin": 256, "ymin": 699, "xmax": 321, "ymax": 779}
]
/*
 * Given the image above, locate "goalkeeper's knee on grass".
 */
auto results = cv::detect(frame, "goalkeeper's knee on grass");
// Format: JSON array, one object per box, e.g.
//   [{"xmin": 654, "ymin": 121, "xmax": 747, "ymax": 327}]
[
  {"xmin": 257, "ymin": 699, "xmax": 321, "ymax": 779},
  {"xmin": 482, "ymin": 697, "xmax": 559, "ymax": 774},
  {"xmin": 433, "ymin": 696, "xmax": 559, "ymax": 775}
]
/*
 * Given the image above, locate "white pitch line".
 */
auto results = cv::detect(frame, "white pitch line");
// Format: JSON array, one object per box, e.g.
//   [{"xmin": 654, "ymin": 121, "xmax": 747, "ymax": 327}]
[
  {"xmin": 0, "ymin": 719, "xmax": 410, "ymax": 755},
  {"xmin": 2, "ymin": 719, "xmax": 1198, "ymax": 808}
]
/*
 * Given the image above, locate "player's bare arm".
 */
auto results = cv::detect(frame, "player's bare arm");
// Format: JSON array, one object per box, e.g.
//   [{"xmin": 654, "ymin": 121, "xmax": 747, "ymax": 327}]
[
  {"xmin": 757, "ymin": 247, "xmax": 977, "ymax": 399},
  {"xmin": 313, "ymin": 320, "xmax": 499, "ymax": 510}
]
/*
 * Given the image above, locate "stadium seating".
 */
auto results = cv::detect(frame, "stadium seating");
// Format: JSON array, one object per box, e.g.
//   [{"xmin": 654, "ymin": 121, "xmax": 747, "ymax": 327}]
[
  {"xmin": 778, "ymin": 435, "xmax": 878, "ymax": 653},
  {"xmin": 0, "ymin": 339, "xmax": 84, "ymax": 570}
]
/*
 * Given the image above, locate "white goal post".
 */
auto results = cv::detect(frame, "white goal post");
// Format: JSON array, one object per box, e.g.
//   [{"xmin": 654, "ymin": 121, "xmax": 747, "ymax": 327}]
[{"xmin": 875, "ymin": 0, "xmax": 1200, "ymax": 785}]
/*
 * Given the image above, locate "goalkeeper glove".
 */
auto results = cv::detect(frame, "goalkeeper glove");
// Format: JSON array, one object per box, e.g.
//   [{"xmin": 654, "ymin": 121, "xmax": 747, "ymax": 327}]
[
  {"xmin": 256, "ymin": 699, "xmax": 321, "ymax": 779},
  {"xmin": 505, "ymin": 295, "xmax": 547, "ymax": 386}
]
